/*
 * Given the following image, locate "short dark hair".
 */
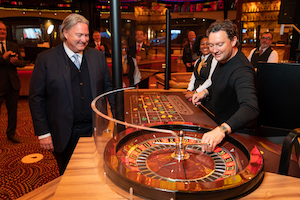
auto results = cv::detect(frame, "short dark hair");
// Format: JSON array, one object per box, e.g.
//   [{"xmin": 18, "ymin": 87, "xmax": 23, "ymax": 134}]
[
  {"xmin": 206, "ymin": 19, "xmax": 238, "ymax": 41},
  {"xmin": 262, "ymin": 32, "xmax": 273, "ymax": 39},
  {"xmin": 136, "ymin": 29, "xmax": 146, "ymax": 35}
]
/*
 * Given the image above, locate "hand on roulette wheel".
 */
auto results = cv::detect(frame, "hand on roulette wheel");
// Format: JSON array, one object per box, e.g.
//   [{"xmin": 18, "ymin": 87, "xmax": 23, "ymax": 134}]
[{"xmin": 201, "ymin": 123, "xmax": 231, "ymax": 152}]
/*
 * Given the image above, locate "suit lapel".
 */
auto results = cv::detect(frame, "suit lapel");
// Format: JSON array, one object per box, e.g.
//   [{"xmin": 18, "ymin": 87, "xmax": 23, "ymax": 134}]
[
  {"xmin": 84, "ymin": 49, "xmax": 97, "ymax": 98},
  {"xmin": 56, "ymin": 44, "xmax": 74, "ymax": 110}
]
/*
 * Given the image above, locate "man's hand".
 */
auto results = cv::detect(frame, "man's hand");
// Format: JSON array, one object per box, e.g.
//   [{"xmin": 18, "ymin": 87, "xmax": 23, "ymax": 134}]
[
  {"xmin": 100, "ymin": 45, "xmax": 105, "ymax": 52},
  {"xmin": 201, "ymin": 123, "xmax": 231, "ymax": 152},
  {"xmin": 9, "ymin": 54, "xmax": 19, "ymax": 65},
  {"xmin": 192, "ymin": 91, "xmax": 206, "ymax": 105},
  {"xmin": 136, "ymin": 55, "xmax": 141, "ymax": 63},
  {"xmin": 39, "ymin": 136, "xmax": 54, "ymax": 151},
  {"xmin": 201, "ymin": 128, "xmax": 226, "ymax": 152},
  {"xmin": 186, "ymin": 63, "xmax": 192, "ymax": 67},
  {"xmin": 184, "ymin": 91, "xmax": 194, "ymax": 101},
  {"xmin": 2, "ymin": 50, "xmax": 14, "ymax": 60}
]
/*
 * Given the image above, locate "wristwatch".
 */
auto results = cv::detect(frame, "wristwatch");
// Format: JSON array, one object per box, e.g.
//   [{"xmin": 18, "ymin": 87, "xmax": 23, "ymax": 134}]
[{"xmin": 219, "ymin": 125, "xmax": 229, "ymax": 136}]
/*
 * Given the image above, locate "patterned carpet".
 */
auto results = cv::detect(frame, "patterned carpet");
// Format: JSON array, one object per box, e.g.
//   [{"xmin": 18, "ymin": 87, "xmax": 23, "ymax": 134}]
[{"xmin": 0, "ymin": 99, "xmax": 59, "ymax": 200}]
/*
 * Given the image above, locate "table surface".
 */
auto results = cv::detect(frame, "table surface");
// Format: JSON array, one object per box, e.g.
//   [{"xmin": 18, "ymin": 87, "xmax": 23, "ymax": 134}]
[
  {"xmin": 19, "ymin": 89, "xmax": 300, "ymax": 200},
  {"xmin": 49, "ymin": 137, "xmax": 300, "ymax": 200}
]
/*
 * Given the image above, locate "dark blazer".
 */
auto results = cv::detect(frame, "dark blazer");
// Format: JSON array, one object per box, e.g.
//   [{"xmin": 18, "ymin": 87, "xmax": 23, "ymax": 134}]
[
  {"xmin": 0, "ymin": 41, "xmax": 25, "ymax": 91},
  {"xmin": 88, "ymin": 42, "xmax": 111, "ymax": 57},
  {"xmin": 29, "ymin": 44, "xmax": 114, "ymax": 152},
  {"xmin": 128, "ymin": 42, "xmax": 151, "ymax": 60}
]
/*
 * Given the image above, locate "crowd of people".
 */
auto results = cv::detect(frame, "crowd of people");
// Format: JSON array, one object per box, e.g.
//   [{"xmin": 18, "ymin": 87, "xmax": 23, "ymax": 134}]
[{"xmin": 0, "ymin": 13, "xmax": 280, "ymax": 175}]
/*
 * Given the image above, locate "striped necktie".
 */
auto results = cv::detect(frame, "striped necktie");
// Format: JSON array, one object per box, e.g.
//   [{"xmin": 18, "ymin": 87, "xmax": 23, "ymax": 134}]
[
  {"xmin": 197, "ymin": 58, "xmax": 205, "ymax": 74},
  {"xmin": 73, "ymin": 53, "xmax": 80, "ymax": 69}
]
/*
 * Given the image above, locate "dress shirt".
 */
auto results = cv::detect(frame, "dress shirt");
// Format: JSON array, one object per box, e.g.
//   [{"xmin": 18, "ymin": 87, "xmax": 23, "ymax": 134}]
[
  {"xmin": 187, "ymin": 54, "xmax": 218, "ymax": 93},
  {"xmin": 95, "ymin": 41, "xmax": 101, "ymax": 50},
  {"xmin": 136, "ymin": 42, "xmax": 143, "ymax": 51},
  {"xmin": 63, "ymin": 43, "xmax": 83, "ymax": 65},
  {"xmin": 248, "ymin": 47, "xmax": 278, "ymax": 63}
]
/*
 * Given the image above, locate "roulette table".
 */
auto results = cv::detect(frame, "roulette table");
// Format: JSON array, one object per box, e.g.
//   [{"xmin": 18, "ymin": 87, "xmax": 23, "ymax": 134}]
[
  {"xmin": 104, "ymin": 123, "xmax": 264, "ymax": 200},
  {"xmin": 124, "ymin": 90, "xmax": 214, "ymax": 125},
  {"xmin": 92, "ymin": 89, "xmax": 265, "ymax": 200}
]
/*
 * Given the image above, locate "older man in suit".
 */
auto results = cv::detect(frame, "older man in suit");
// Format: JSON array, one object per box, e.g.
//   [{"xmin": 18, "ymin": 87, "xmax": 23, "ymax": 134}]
[
  {"xmin": 0, "ymin": 21, "xmax": 25, "ymax": 143},
  {"xmin": 88, "ymin": 30, "xmax": 111, "ymax": 58},
  {"xmin": 128, "ymin": 29, "xmax": 151, "ymax": 63},
  {"xmin": 29, "ymin": 14, "xmax": 114, "ymax": 175}
]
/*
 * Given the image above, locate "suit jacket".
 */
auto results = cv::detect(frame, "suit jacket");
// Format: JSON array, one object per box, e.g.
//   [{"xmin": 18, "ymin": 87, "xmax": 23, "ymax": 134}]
[
  {"xmin": 29, "ymin": 44, "xmax": 114, "ymax": 152},
  {"xmin": 88, "ymin": 42, "xmax": 111, "ymax": 57},
  {"xmin": 182, "ymin": 43, "xmax": 197, "ymax": 66},
  {"xmin": 128, "ymin": 42, "xmax": 151, "ymax": 60},
  {"xmin": 0, "ymin": 41, "xmax": 25, "ymax": 91}
]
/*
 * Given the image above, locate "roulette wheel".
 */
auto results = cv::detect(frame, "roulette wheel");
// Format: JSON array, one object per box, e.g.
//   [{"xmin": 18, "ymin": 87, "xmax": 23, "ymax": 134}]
[
  {"xmin": 92, "ymin": 88, "xmax": 264, "ymax": 200},
  {"xmin": 104, "ymin": 123, "xmax": 264, "ymax": 200}
]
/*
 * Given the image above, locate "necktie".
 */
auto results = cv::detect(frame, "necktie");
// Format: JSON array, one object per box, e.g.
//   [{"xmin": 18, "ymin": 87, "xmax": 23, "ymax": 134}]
[
  {"xmin": 197, "ymin": 58, "xmax": 205, "ymax": 74},
  {"xmin": 259, "ymin": 49, "xmax": 263, "ymax": 56},
  {"xmin": 73, "ymin": 53, "xmax": 80, "ymax": 69},
  {"xmin": 137, "ymin": 44, "xmax": 141, "ymax": 55},
  {"xmin": 97, "ymin": 43, "xmax": 100, "ymax": 50},
  {"xmin": 0, "ymin": 42, "xmax": 5, "ymax": 53}
]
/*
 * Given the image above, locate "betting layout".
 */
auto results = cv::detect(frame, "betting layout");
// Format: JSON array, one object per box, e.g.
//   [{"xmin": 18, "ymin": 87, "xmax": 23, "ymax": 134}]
[{"xmin": 129, "ymin": 93, "xmax": 194, "ymax": 125}]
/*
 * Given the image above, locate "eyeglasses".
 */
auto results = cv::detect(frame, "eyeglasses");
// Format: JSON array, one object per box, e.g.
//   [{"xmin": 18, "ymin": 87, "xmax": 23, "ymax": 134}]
[{"xmin": 261, "ymin": 37, "xmax": 271, "ymax": 40}]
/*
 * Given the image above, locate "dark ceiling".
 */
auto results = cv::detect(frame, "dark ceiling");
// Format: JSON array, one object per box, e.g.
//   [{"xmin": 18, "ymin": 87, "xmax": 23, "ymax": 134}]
[{"xmin": 0, "ymin": 0, "xmax": 221, "ymax": 11}]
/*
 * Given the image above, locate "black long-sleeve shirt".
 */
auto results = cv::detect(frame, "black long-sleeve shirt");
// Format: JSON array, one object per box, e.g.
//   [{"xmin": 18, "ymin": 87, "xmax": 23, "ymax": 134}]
[{"xmin": 207, "ymin": 51, "xmax": 259, "ymax": 131}]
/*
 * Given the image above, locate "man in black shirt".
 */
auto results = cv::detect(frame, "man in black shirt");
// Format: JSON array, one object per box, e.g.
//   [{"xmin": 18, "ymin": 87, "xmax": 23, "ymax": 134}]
[{"xmin": 192, "ymin": 20, "xmax": 259, "ymax": 152}]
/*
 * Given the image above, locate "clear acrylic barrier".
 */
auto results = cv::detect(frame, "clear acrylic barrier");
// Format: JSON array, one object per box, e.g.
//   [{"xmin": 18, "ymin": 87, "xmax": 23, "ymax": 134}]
[{"xmin": 91, "ymin": 88, "xmax": 264, "ymax": 200}]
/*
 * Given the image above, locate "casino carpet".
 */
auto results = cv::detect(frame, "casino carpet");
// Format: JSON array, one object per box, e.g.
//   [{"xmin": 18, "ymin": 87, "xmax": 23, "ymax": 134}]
[{"xmin": 0, "ymin": 99, "xmax": 59, "ymax": 200}]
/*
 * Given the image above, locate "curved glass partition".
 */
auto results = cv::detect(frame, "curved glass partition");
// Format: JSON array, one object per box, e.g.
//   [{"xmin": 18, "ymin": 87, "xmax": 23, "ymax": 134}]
[{"xmin": 91, "ymin": 88, "xmax": 264, "ymax": 200}]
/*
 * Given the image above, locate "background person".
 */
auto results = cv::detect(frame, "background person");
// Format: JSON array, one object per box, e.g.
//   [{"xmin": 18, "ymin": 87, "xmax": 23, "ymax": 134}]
[
  {"xmin": 29, "ymin": 14, "xmax": 114, "ymax": 175},
  {"xmin": 248, "ymin": 32, "xmax": 278, "ymax": 68},
  {"xmin": 128, "ymin": 29, "xmax": 151, "ymax": 63},
  {"xmin": 182, "ymin": 30, "xmax": 197, "ymax": 72},
  {"xmin": 192, "ymin": 19, "xmax": 259, "ymax": 152},
  {"xmin": 0, "ymin": 21, "xmax": 25, "ymax": 143},
  {"xmin": 89, "ymin": 30, "xmax": 111, "ymax": 58},
  {"xmin": 185, "ymin": 36, "xmax": 217, "ymax": 105},
  {"xmin": 121, "ymin": 38, "xmax": 141, "ymax": 87}
]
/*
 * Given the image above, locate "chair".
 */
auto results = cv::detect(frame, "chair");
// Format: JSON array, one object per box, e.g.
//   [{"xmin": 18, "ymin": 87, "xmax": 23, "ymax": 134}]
[{"xmin": 278, "ymin": 128, "xmax": 300, "ymax": 175}]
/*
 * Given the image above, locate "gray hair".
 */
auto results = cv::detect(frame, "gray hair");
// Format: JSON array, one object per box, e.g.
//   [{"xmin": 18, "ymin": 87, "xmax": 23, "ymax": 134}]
[{"xmin": 60, "ymin": 13, "xmax": 89, "ymax": 41}]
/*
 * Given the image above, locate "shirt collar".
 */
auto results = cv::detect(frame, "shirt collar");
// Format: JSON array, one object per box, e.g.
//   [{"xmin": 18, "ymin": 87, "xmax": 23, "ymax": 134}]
[
  {"xmin": 259, "ymin": 46, "xmax": 268, "ymax": 52},
  {"xmin": 201, "ymin": 53, "xmax": 211, "ymax": 60},
  {"xmin": 137, "ymin": 42, "xmax": 143, "ymax": 47},
  {"xmin": 63, "ymin": 42, "xmax": 83, "ymax": 59}
]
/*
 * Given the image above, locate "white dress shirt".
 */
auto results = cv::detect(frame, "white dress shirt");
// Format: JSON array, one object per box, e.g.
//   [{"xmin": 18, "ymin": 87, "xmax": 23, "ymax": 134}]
[
  {"xmin": 248, "ymin": 47, "xmax": 279, "ymax": 63},
  {"xmin": 187, "ymin": 54, "xmax": 218, "ymax": 93}
]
